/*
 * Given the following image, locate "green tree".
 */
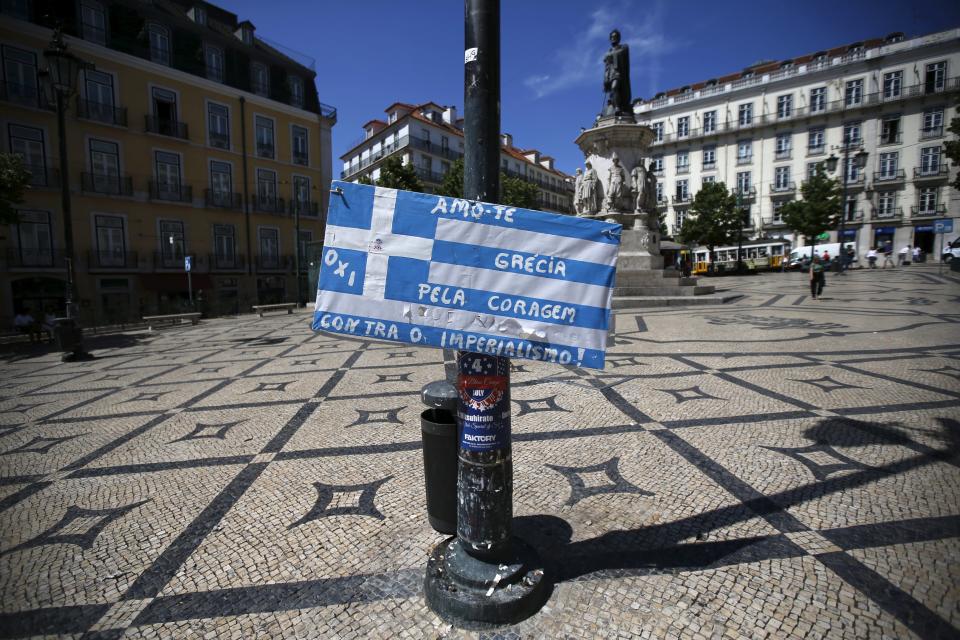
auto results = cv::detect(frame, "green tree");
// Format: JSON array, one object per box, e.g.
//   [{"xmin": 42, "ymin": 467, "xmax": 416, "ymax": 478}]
[
  {"xmin": 436, "ymin": 158, "xmax": 465, "ymax": 198},
  {"xmin": 945, "ymin": 96, "xmax": 960, "ymax": 191},
  {"xmin": 678, "ymin": 181, "xmax": 740, "ymax": 269},
  {"xmin": 356, "ymin": 174, "xmax": 373, "ymax": 185},
  {"xmin": 780, "ymin": 166, "xmax": 840, "ymax": 258},
  {"xmin": 375, "ymin": 156, "xmax": 423, "ymax": 192},
  {"xmin": 435, "ymin": 158, "xmax": 540, "ymax": 209},
  {"xmin": 0, "ymin": 153, "xmax": 30, "ymax": 225}
]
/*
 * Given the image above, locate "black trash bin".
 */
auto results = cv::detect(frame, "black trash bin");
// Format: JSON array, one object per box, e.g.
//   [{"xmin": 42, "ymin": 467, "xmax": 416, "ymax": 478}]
[{"xmin": 420, "ymin": 381, "xmax": 458, "ymax": 534}]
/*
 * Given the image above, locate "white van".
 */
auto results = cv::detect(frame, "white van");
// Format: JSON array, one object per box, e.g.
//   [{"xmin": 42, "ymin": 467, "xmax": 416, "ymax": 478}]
[{"xmin": 787, "ymin": 242, "xmax": 856, "ymax": 269}]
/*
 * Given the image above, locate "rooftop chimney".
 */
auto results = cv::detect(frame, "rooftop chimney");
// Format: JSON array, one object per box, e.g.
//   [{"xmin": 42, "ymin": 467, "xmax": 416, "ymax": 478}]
[{"xmin": 442, "ymin": 106, "xmax": 457, "ymax": 124}]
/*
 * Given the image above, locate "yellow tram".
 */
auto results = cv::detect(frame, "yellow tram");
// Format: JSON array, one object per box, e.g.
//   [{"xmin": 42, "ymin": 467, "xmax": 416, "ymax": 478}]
[{"xmin": 692, "ymin": 240, "xmax": 790, "ymax": 274}]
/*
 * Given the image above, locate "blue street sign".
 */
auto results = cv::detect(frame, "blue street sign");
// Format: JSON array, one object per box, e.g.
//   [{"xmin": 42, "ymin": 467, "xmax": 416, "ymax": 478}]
[
  {"xmin": 184, "ymin": 256, "xmax": 192, "ymax": 272},
  {"xmin": 935, "ymin": 219, "xmax": 953, "ymax": 234},
  {"xmin": 312, "ymin": 181, "xmax": 622, "ymax": 369}
]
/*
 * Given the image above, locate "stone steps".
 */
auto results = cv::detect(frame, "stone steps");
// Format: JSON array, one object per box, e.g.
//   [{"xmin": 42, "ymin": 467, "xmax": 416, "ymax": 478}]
[
  {"xmin": 613, "ymin": 285, "xmax": 716, "ymax": 297},
  {"xmin": 611, "ymin": 293, "xmax": 742, "ymax": 309}
]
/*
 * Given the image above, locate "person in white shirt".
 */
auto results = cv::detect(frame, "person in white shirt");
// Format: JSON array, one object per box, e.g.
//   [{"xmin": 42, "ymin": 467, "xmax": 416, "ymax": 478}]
[
  {"xmin": 867, "ymin": 248, "xmax": 878, "ymax": 269},
  {"xmin": 912, "ymin": 246, "xmax": 921, "ymax": 263},
  {"xmin": 898, "ymin": 245, "xmax": 910, "ymax": 266}
]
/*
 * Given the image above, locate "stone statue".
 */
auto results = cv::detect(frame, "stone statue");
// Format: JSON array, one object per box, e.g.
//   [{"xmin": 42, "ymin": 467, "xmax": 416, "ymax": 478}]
[
  {"xmin": 602, "ymin": 29, "xmax": 632, "ymax": 118},
  {"xmin": 579, "ymin": 161, "xmax": 601, "ymax": 216},
  {"xmin": 643, "ymin": 161, "xmax": 658, "ymax": 214},
  {"xmin": 630, "ymin": 163, "xmax": 647, "ymax": 213},
  {"xmin": 603, "ymin": 154, "xmax": 627, "ymax": 212},
  {"xmin": 574, "ymin": 168, "xmax": 584, "ymax": 214}
]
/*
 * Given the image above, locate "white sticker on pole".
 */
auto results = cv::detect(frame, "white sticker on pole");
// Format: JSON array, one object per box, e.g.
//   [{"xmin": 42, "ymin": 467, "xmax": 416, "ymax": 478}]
[{"xmin": 464, "ymin": 47, "xmax": 478, "ymax": 63}]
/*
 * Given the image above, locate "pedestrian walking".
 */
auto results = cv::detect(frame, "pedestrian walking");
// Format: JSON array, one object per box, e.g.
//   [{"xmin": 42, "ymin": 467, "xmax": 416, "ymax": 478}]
[
  {"xmin": 867, "ymin": 247, "xmax": 878, "ymax": 269},
  {"xmin": 882, "ymin": 243, "xmax": 895, "ymax": 268},
  {"xmin": 898, "ymin": 245, "xmax": 909, "ymax": 266},
  {"xmin": 809, "ymin": 255, "xmax": 825, "ymax": 300},
  {"xmin": 912, "ymin": 246, "xmax": 921, "ymax": 263}
]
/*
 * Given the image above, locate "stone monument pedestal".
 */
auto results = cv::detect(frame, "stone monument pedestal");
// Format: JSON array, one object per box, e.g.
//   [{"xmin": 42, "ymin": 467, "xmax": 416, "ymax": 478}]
[{"xmin": 574, "ymin": 120, "xmax": 716, "ymax": 308}]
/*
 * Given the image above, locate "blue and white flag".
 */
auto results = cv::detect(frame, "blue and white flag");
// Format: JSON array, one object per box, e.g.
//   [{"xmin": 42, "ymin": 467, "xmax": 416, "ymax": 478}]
[{"xmin": 312, "ymin": 181, "xmax": 621, "ymax": 369}]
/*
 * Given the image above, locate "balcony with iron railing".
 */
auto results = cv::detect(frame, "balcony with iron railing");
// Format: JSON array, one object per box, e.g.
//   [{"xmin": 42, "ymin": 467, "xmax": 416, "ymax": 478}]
[
  {"xmin": 145, "ymin": 116, "xmax": 188, "ymax": 140},
  {"xmin": 86, "ymin": 250, "xmax": 138, "ymax": 270},
  {"xmin": 5, "ymin": 248, "xmax": 65, "ymax": 269},
  {"xmin": 153, "ymin": 252, "xmax": 195, "ymax": 270},
  {"xmin": 342, "ymin": 134, "xmax": 468, "ymax": 179},
  {"xmin": 209, "ymin": 131, "xmax": 230, "ymax": 149},
  {"xmin": 209, "ymin": 253, "xmax": 246, "ymax": 272},
  {"xmin": 733, "ymin": 186, "xmax": 757, "ymax": 200},
  {"xmin": 671, "ymin": 193, "xmax": 691, "ymax": 205},
  {"xmin": 872, "ymin": 207, "xmax": 903, "ymax": 220},
  {"xmin": 878, "ymin": 132, "xmax": 902, "ymax": 146},
  {"xmin": 656, "ymin": 197, "xmax": 668, "ymax": 209},
  {"xmin": 770, "ymin": 181, "xmax": 796, "ymax": 194},
  {"xmin": 0, "ymin": 81, "xmax": 51, "ymax": 110},
  {"xmin": 839, "ymin": 173, "xmax": 866, "ymax": 189},
  {"xmin": 702, "ymin": 161, "xmax": 716, "ymax": 171},
  {"xmin": 415, "ymin": 167, "xmax": 447, "ymax": 184},
  {"xmin": 23, "ymin": 164, "xmax": 60, "ymax": 188},
  {"xmin": 149, "ymin": 180, "xmax": 193, "ymax": 203},
  {"xmin": 873, "ymin": 169, "xmax": 906, "ymax": 185},
  {"xmin": 645, "ymin": 77, "xmax": 960, "ymax": 146},
  {"xmin": 76, "ymin": 99, "xmax": 127, "ymax": 127},
  {"xmin": 675, "ymin": 164, "xmax": 689, "ymax": 175},
  {"xmin": 807, "ymin": 143, "xmax": 826, "ymax": 156},
  {"xmin": 736, "ymin": 155, "xmax": 752, "ymax": 166},
  {"xmin": 289, "ymin": 200, "xmax": 320, "ymax": 217},
  {"xmin": 252, "ymin": 195, "xmax": 286, "ymax": 215},
  {"xmin": 842, "ymin": 209, "xmax": 866, "ymax": 223},
  {"xmin": 255, "ymin": 254, "xmax": 291, "ymax": 272},
  {"xmin": 205, "ymin": 189, "xmax": 243, "ymax": 210},
  {"xmin": 920, "ymin": 125, "xmax": 944, "ymax": 140},
  {"xmin": 911, "ymin": 203, "xmax": 946, "ymax": 218},
  {"xmin": 81, "ymin": 172, "xmax": 134, "ymax": 196},
  {"xmin": 774, "ymin": 148, "xmax": 792, "ymax": 161},
  {"xmin": 256, "ymin": 142, "xmax": 275, "ymax": 158},
  {"xmin": 914, "ymin": 165, "xmax": 948, "ymax": 181},
  {"xmin": 293, "ymin": 151, "xmax": 309, "ymax": 166},
  {"xmin": 762, "ymin": 217, "xmax": 788, "ymax": 227}
]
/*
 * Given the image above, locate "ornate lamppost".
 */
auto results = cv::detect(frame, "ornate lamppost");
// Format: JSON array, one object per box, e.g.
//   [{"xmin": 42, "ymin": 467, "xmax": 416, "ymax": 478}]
[
  {"xmin": 825, "ymin": 144, "xmax": 868, "ymax": 274},
  {"xmin": 41, "ymin": 28, "xmax": 93, "ymax": 360}
]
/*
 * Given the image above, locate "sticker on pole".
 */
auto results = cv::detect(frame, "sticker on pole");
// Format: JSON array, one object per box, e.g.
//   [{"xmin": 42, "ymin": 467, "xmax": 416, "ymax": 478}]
[
  {"xmin": 312, "ymin": 181, "xmax": 621, "ymax": 369},
  {"xmin": 457, "ymin": 353, "xmax": 509, "ymax": 451}
]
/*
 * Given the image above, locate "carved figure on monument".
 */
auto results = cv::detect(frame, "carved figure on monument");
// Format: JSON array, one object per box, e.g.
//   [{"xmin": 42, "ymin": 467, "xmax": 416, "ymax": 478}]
[
  {"xmin": 602, "ymin": 29, "xmax": 632, "ymax": 119},
  {"xmin": 643, "ymin": 161, "xmax": 658, "ymax": 215},
  {"xmin": 630, "ymin": 163, "xmax": 648, "ymax": 213},
  {"xmin": 603, "ymin": 154, "xmax": 627, "ymax": 212},
  {"xmin": 573, "ymin": 168, "xmax": 584, "ymax": 214},
  {"xmin": 579, "ymin": 162, "xmax": 601, "ymax": 216}
]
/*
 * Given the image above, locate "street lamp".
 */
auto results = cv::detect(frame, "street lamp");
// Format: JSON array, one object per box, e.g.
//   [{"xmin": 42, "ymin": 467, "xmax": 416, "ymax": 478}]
[
  {"xmin": 41, "ymin": 28, "xmax": 93, "ymax": 360},
  {"xmin": 825, "ymin": 145, "xmax": 868, "ymax": 274}
]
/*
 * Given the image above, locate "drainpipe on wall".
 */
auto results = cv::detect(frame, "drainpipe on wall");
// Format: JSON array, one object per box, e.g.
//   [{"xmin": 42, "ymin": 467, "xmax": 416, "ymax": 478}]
[{"xmin": 239, "ymin": 96, "xmax": 253, "ymax": 285}]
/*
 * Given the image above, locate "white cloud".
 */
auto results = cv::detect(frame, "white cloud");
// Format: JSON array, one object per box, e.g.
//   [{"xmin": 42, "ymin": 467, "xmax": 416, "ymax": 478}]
[{"xmin": 524, "ymin": 0, "xmax": 677, "ymax": 100}]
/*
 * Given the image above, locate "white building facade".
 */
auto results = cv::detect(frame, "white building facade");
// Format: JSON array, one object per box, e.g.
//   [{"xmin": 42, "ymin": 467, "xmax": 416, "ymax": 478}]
[
  {"xmin": 634, "ymin": 29, "xmax": 960, "ymax": 256},
  {"xmin": 340, "ymin": 102, "xmax": 574, "ymax": 214}
]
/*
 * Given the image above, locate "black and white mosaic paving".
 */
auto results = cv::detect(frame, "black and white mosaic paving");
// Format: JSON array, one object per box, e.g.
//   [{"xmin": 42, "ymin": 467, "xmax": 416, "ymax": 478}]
[{"xmin": 1, "ymin": 265, "xmax": 959, "ymax": 638}]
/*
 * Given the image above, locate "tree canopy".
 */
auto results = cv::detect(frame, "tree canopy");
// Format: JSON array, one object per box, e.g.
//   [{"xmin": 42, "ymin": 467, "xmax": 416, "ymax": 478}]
[
  {"xmin": 436, "ymin": 158, "xmax": 540, "ymax": 209},
  {"xmin": 374, "ymin": 156, "xmax": 423, "ymax": 192},
  {"xmin": 678, "ymin": 181, "xmax": 740, "ymax": 259},
  {"xmin": 945, "ymin": 96, "xmax": 960, "ymax": 191},
  {"xmin": 780, "ymin": 166, "xmax": 840, "ymax": 249},
  {"xmin": 0, "ymin": 153, "xmax": 30, "ymax": 225}
]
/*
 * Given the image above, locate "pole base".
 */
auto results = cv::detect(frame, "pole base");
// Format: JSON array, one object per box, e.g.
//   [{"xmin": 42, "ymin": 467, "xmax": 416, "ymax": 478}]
[
  {"xmin": 62, "ymin": 349, "xmax": 94, "ymax": 362},
  {"xmin": 424, "ymin": 536, "xmax": 549, "ymax": 629}
]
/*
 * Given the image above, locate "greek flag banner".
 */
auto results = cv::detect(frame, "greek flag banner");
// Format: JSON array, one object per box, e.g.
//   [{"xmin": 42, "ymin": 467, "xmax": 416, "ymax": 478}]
[{"xmin": 312, "ymin": 181, "xmax": 622, "ymax": 369}]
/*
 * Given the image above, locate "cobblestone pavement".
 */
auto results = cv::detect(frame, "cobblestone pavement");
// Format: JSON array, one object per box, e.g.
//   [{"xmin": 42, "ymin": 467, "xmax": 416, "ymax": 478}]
[{"xmin": 1, "ymin": 265, "xmax": 959, "ymax": 639}]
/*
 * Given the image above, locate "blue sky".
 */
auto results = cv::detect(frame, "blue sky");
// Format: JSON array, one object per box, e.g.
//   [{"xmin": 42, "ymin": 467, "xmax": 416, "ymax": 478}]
[{"xmin": 226, "ymin": 0, "xmax": 959, "ymax": 176}]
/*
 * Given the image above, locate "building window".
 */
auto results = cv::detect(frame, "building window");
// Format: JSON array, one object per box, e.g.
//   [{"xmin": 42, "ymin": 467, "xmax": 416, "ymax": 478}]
[
  {"xmin": 776, "ymin": 94, "xmax": 792, "ymax": 119},
  {"xmin": 736, "ymin": 171, "xmax": 751, "ymax": 193},
  {"xmin": 293, "ymin": 175, "xmax": 311, "ymax": 215},
  {"xmin": 192, "ymin": 5, "xmax": 207, "ymax": 25},
  {"xmin": 772, "ymin": 200, "xmax": 785, "ymax": 222},
  {"xmin": 8, "ymin": 124, "xmax": 47, "ymax": 186},
  {"xmin": 651, "ymin": 156, "xmax": 663, "ymax": 173},
  {"xmin": 14, "ymin": 210, "xmax": 53, "ymax": 266},
  {"xmin": 255, "ymin": 116, "xmax": 275, "ymax": 158},
  {"xmin": 204, "ymin": 44, "xmax": 224, "ymax": 82},
  {"xmin": 918, "ymin": 187, "xmax": 938, "ymax": 214},
  {"xmin": 154, "ymin": 151, "xmax": 182, "ymax": 199},
  {"xmin": 675, "ymin": 210, "xmax": 686, "ymax": 230},
  {"xmin": 655, "ymin": 181, "xmax": 663, "ymax": 204},
  {"xmin": 880, "ymin": 115, "xmax": 900, "ymax": 145},
  {"xmin": 159, "ymin": 220, "xmax": 185, "ymax": 266},
  {"xmin": 842, "ymin": 121, "xmax": 861, "ymax": 145},
  {"xmin": 298, "ymin": 229, "xmax": 313, "ymax": 262},
  {"xmin": 676, "ymin": 150, "xmax": 689, "ymax": 173},
  {"xmin": 207, "ymin": 102, "xmax": 229, "ymax": 149},
  {"xmin": 702, "ymin": 175, "xmax": 716, "ymax": 185},
  {"xmin": 214, "ymin": 224, "xmax": 237, "ymax": 268},
  {"xmin": 920, "ymin": 146, "xmax": 941, "ymax": 174},
  {"xmin": 88, "ymin": 138, "xmax": 120, "ymax": 192},
  {"xmin": 775, "ymin": 133, "xmax": 791, "ymax": 159},
  {"xmin": 925, "ymin": 61, "xmax": 946, "ymax": 93},
  {"xmin": 675, "ymin": 179, "xmax": 688, "ymax": 201},
  {"xmin": 922, "ymin": 108, "xmax": 944, "ymax": 138},
  {"xmin": 883, "ymin": 71, "xmax": 902, "ymax": 99},
  {"xmin": 258, "ymin": 227, "xmax": 279, "ymax": 268},
  {"xmin": 81, "ymin": 69, "xmax": 115, "ymax": 122},
  {"xmin": 677, "ymin": 116, "xmax": 689, "ymax": 138},
  {"xmin": 736, "ymin": 140, "xmax": 752, "ymax": 164},
  {"xmin": 809, "ymin": 86, "xmax": 826, "ymax": 113},
  {"xmin": 95, "ymin": 214, "xmax": 125, "ymax": 266},
  {"xmin": 844, "ymin": 157, "xmax": 860, "ymax": 182},
  {"xmin": 808, "ymin": 127, "xmax": 825, "ymax": 153},
  {"xmin": 251, "ymin": 62, "xmax": 269, "ymax": 96},
  {"xmin": 845, "ymin": 79, "xmax": 863, "ymax": 107},
  {"xmin": 703, "ymin": 110, "xmax": 716, "ymax": 133},
  {"xmin": 257, "ymin": 168, "xmax": 278, "ymax": 206},
  {"xmin": 877, "ymin": 191, "xmax": 896, "ymax": 216},
  {"xmin": 80, "ymin": 1, "xmax": 107, "ymax": 45},
  {"xmin": 150, "ymin": 86, "xmax": 179, "ymax": 135},
  {"xmin": 702, "ymin": 146, "xmax": 716, "ymax": 168},
  {"xmin": 209, "ymin": 160, "xmax": 233, "ymax": 206},
  {"xmin": 292, "ymin": 125, "xmax": 308, "ymax": 165},
  {"xmin": 878, "ymin": 152, "xmax": 898, "ymax": 179},
  {"xmin": 289, "ymin": 76, "xmax": 304, "ymax": 108},
  {"xmin": 1, "ymin": 45, "xmax": 39, "ymax": 107},
  {"xmin": 147, "ymin": 23, "xmax": 171, "ymax": 66},
  {"xmin": 738, "ymin": 103, "xmax": 753, "ymax": 126},
  {"xmin": 807, "ymin": 162, "xmax": 823, "ymax": 180},
  {"xmin": 652, "ymin": 121, "xmax": 663, "ymax": 142}
]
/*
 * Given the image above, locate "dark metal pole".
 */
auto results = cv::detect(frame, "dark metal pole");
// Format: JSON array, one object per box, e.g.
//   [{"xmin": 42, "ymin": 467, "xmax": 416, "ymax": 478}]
[
  {"xmin": 295, "ymin": 204, "xmax": 302, "ymax": 306},
  {"xmin": 736, "ymin": 189, "xmax": 744, "ymax": 274},
  {"xmin": 239, "ymin": 96, "xmax": 253, "ymax": 281},
  {"xmin": 56, "ymin": 90, "xmax": 76, "ymax": 319},
  {"xmin": 458, "ymin": 0, "xmax": 511, "ymax": 561},
  {"xmin": 836, "ymin": 143, "xmax": 850, "ymax": 274}
]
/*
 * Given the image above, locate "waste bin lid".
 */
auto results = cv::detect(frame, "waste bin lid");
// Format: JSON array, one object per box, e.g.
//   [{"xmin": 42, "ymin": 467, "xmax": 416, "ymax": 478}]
[{"xmin": 421, "ymin": 380, "xmax": 458, "ymax": 412}]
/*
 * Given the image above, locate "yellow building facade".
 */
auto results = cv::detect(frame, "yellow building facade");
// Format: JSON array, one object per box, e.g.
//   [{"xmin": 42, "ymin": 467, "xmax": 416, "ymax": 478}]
[{"xmin": 0, "ymin": 0, "xmax": 335, "ymax": 326}]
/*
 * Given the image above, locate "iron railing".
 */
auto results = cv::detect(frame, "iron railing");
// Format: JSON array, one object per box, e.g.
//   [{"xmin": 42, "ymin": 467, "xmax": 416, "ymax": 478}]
[
  {"xmin": 81, "ymin": 172, "xmax": 134, "ymax": 196},
  {"xmin": 910, "ymin": 204, "xmax": 946, "ymax": 217},
  {"xmin": 145, "ymin": 116, "xmax": 188, "ymax": 140},
  {"xmin": 252, "ymin": 196, "xmax": 286, "ymax": 214},
  {"xmin": 87, "ymin": 250, "xmax": 138, "ymax": 269},
  {"xmin": 205, "ymin": 189, "xmax": 243, "ymax": 210},
  {"xmin": 873, "ymin": 169, "xmax": 905, "ymax": 184},
  {"xmin": 5, "ymin": 248, "xmax": 64, "ymax": 268},
  {"xmin": 77, "ymin": 99, "xmax": 127, "ymax": 126},
  {"xmin": 914, "ymin": 165, "xmax": 948, "ymax": 180},
  {"xmin": 149, "ymin": 180, "xmax": 193, "ymax": 203}
]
